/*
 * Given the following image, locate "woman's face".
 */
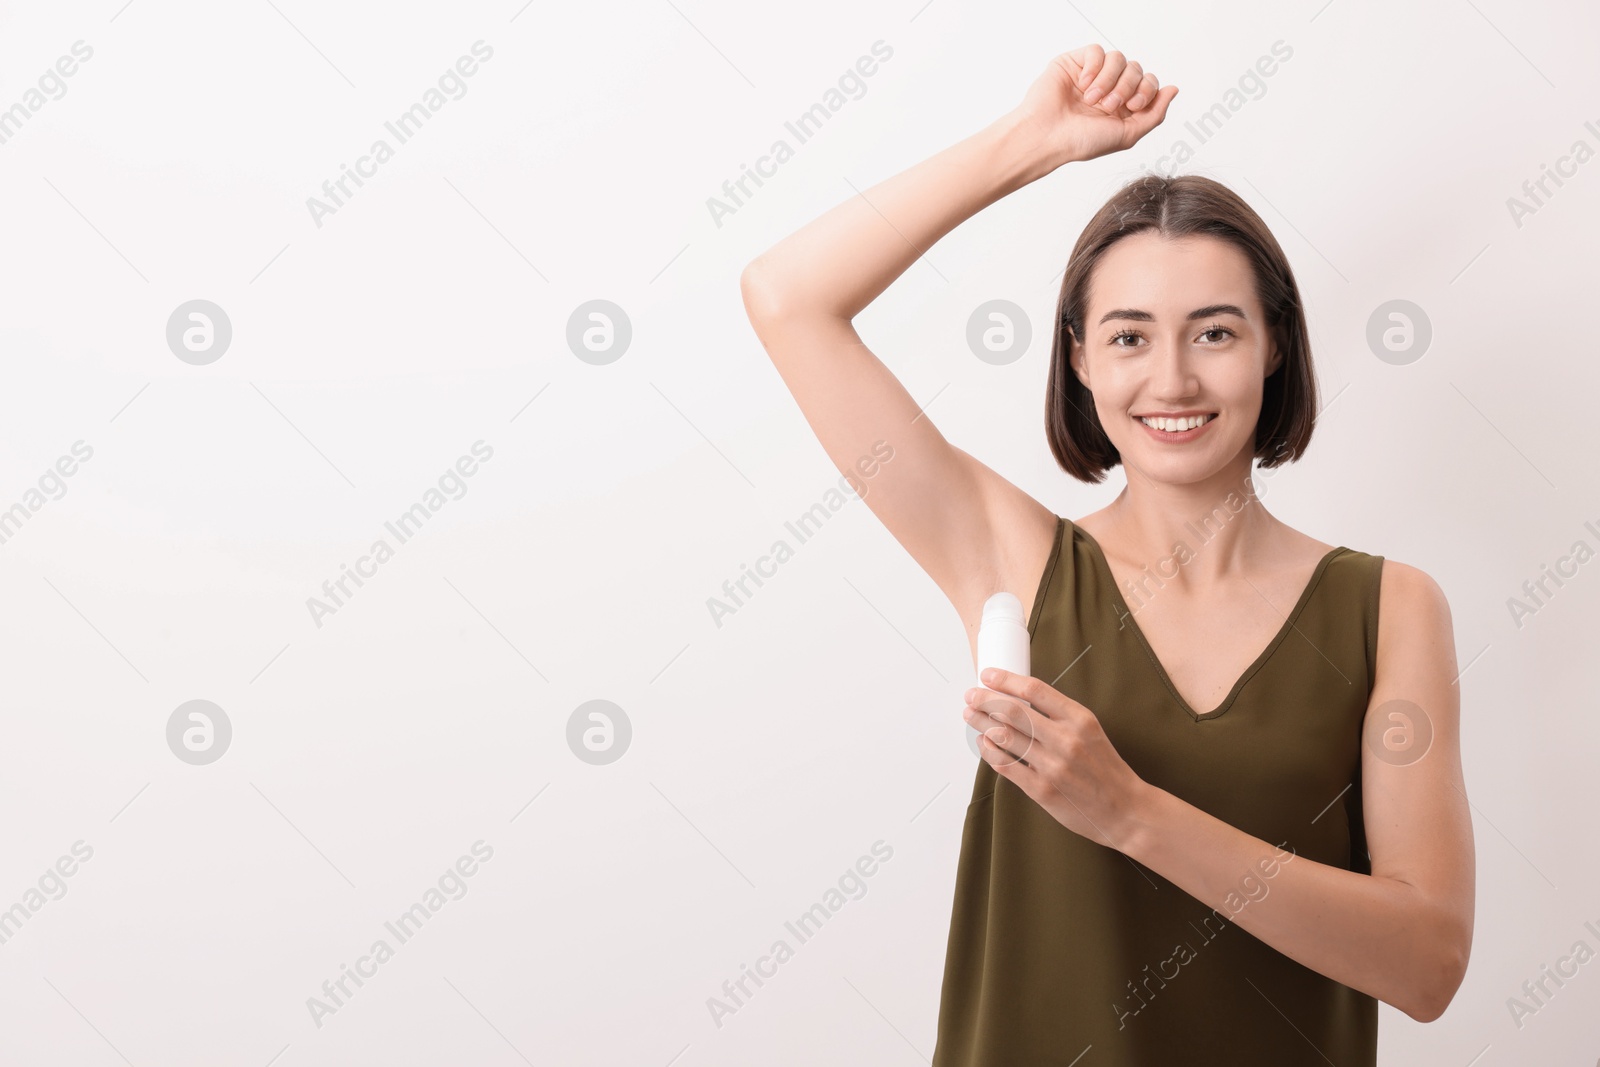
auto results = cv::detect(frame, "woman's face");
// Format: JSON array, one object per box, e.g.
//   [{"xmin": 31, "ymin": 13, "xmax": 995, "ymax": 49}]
[{"xmin": 1069, "ymin": 232, "xmax": 1282, "ymax": 487}]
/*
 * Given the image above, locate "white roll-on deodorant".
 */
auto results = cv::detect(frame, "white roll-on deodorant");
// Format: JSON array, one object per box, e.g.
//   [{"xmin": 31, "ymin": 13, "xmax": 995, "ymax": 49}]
[{"xmin": 977, "ymin": 591, "xmax": 1030, "ymax": 686}]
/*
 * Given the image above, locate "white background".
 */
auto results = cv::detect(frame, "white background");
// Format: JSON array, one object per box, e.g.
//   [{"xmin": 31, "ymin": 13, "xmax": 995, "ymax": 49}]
[{"xmin": 1, "ymin": 0, "xmax": 1596, "ymax": 1063}]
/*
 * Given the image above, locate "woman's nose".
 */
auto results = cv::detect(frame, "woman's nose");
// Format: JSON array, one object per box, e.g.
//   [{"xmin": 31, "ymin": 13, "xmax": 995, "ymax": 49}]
[{"xmin": 1150, "ymin": 348, "xmax": 1199, "ymax": 397}]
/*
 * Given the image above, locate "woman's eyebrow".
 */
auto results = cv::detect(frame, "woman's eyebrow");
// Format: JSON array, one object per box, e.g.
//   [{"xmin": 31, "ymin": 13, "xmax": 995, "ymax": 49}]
[{"xmin": 1096, "ymin": 303, "xmax": 1249, "ymax": 325}]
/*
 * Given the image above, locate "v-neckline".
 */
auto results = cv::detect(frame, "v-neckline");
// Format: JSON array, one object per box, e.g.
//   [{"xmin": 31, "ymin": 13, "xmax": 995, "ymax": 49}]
[{"xmin": 1073, "ymin": 521, "xmax": 1345, "ymax": 722}]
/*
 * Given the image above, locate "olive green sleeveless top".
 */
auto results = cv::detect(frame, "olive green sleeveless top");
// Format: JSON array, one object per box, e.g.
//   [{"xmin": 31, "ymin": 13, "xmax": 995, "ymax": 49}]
[{"xmin": 934, "ymin": 514, "xmax": 1384, "ymax": 1065}]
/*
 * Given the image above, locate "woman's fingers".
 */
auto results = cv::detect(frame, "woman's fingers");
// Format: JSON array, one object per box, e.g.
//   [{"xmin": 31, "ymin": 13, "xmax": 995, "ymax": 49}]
[
  {"xmin": 1125, "ymin": 84, "xmax": 1180, "ymax": 136},
  {"xmin": 974, "ymin": 669, "xmax": 1066, "ymax": 720},
  {"xmin": 1071, "ymin": 43, "xmax": 1106, "ymax": 91},
  {"xmin": 968, "ymin": 689, "xmax": 1062, "ymax": 769},
  {"xmin": 965, "ymin": 694, "xmax": 1036, "ymax": 765},
  {"xmin": 969, "ymin": 693, "xmax": 1039, "ymax": 738},
  {"xmin": 1101, "ymin": 58, "xmax": 1144, "ymax": 111},
  {"xmin": 1056, "ymin": 45, "xmax": 1165, "ymax": 114},
  {"xmin": 978, "ymin": 728, "xmax": 1036, "ymax": 770},
  {"xmin": 1082, "ymin": 49, "xmax": 1128, "ymax": 105},
  {"xmin": 1126, "ymin": 71, "xmax": 1159, "ymax": 111}
]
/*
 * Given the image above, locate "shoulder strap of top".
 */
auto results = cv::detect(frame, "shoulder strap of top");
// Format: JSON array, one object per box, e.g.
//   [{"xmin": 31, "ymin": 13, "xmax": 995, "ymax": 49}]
[
  {"xmin": 1365, "ymin": 553, "xmax": 1385, "ymax": 691},
  {"xmin": 1324, "ymin": 548, "xmax": 1386, "ymax": 695},
  {"xmin": 1026, "ymin": 514, "xmax": 1068, "ymax": 639}
]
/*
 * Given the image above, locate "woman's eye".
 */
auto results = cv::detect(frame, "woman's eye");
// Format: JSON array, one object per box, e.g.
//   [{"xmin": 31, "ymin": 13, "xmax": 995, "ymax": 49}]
[{"xmin": 1109, "ymin": 327, "xmax": 1230, "ymax": 347}]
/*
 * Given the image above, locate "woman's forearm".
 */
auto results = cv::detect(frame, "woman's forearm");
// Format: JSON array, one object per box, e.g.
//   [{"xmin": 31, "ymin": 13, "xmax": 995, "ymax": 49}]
[
  {"xmin": 742, "ymin": 109, "xmax": 1063, "ymax": 321},
  {"xmin": 1115, "ymin": 782, "xmax": 1468, "ymax": 1023}
]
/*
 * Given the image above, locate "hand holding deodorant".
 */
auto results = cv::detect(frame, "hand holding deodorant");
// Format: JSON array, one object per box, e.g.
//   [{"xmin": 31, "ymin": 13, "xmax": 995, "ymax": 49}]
[{"xmin": 975, "ymin": 592, "xmax": 1033, "ymax": 764}]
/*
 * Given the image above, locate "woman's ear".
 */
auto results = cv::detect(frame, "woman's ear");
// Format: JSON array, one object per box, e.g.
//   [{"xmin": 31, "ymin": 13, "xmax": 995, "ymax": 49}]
[
  {"xmin": 1264, "ymin": 338, "xmax": 1284, "ymax": 378},
  {"xmin": 1068, "ymin": 327, "xmax": 1091, "ymax": 390}
]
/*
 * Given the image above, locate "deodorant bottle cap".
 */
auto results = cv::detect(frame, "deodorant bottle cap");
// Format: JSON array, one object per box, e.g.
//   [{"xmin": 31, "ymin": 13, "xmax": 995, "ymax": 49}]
[
  {"xmin": 981, "ymin": 592, "xmax": 1025, "ymax": 627},
  {"xmin": 977, "ymin": 592, "xmax": 1030, "ymax": 683}
]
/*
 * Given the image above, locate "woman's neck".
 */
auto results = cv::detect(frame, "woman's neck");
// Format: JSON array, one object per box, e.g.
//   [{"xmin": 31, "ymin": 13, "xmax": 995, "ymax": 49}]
[{"xmin": 1091, "ymin": 467, "xmax": 1284, "ymax": 583}]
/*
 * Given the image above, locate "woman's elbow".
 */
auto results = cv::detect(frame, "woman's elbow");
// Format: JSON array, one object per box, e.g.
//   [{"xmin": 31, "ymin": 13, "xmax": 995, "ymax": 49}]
[
  {"xmin": 740, "ymin": 258, "xmax": 788, "ymax": 325},
  {"xmin": 1403, "ymin": 936, "xmax": 1471, "ymax": 1023}
]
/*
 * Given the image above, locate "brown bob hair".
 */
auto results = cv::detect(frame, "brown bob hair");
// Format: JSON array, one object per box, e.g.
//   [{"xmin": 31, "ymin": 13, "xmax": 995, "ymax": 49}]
[{"xmin": 1044, "ymin": 173, "xmax": 1318, "ymax": 484}]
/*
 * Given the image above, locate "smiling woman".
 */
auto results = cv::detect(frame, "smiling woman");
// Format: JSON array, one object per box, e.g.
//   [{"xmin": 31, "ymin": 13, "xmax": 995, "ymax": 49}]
[
  {"xmin": 1046, "ymin": 190, "xmax": 1317, "ymax": 490},
  {"xmin": 740, "ymin": 41, "xmax": 1473, "ymax": 1066}
]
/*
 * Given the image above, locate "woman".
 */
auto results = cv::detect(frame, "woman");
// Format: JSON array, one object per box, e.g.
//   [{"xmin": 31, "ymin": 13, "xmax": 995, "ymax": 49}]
[{"xmin": 740, "ymin": 44, "xmax": 1474, "ymax": 1064}]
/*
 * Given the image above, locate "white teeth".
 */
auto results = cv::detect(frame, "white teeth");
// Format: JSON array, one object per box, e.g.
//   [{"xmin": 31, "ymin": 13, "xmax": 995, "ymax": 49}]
[{"xmin": 1139, "ymin": 414, "xmax": 1213, "ymax": 432}]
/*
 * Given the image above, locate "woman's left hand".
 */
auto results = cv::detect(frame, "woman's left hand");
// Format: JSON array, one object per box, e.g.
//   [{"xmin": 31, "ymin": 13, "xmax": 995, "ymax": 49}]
[{"xmin": 964, "ymin": 667, "xmax": 1150, "ymax": 849}]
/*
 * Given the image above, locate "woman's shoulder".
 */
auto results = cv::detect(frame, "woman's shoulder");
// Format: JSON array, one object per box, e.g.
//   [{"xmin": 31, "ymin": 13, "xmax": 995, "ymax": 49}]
[
  {"xmin": 1335, "ymin": 550, "xmax": 1454, "ymax": 682},
  {"xmin": 1373, "ymin": 557, "xmax": 1453, "ymax": 629},
  {"xmin": 1295, "ymin": 540, "xmax": 1454, "ymax": 693},
  {"xmin": 1307, "ymin": 536, "xmax": 1451, "ymax": 620},
  {"xmin": 1361, "ymin": 555, "xmax": 1458, "ymax": 710},
  {"xmin": 1327, "ymin": 538, "xmax": 1449, "ymax": 616}
]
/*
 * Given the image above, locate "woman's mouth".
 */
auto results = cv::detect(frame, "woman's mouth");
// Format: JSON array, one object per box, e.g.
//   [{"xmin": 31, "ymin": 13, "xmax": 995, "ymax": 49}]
[{"xmin": 1135, "ymin": 412, "xmax": 1217, "ymax": 441}]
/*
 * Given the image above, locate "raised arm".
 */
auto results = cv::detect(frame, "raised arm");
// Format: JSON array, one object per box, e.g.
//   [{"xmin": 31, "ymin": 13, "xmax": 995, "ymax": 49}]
[{"xmin": 739, "ymin": 46, "xmax": 1179, "ymax": 646}]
